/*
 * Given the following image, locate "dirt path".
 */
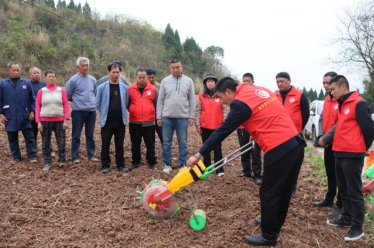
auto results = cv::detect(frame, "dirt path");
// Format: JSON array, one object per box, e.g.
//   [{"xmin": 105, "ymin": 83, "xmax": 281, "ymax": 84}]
[{"xmin": 0, "ymin": 120, "xmax": 372, "ymax": 247}]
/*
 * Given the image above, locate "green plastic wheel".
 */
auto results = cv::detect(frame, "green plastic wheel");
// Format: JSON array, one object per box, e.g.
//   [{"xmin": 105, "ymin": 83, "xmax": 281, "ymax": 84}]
[
  {"xmin": 190, "ymin": 210, "xmax": 207, "ymax": 230},
  {"xmin": 194, "ymin": 209, "xmax": 206, "ymax": 220}
]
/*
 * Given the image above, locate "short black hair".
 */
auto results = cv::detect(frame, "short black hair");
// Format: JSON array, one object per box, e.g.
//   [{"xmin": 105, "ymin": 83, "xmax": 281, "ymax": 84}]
[
  {"xmin": 44, "ymin": 70, "xmax": 56, "ymax": 76},
  {"xmin": 136, "ymin": 69, "xmax": 146, "ymax": 75},
  {"xmin": 215, "ymin": 77, "xmax": 238, "ymax": 93},
  {"xmin": 171, "ymin": 58, "xmax": 181, "ymax": 64},
  {"xmin": 323, "ymin": 71, "xmax": 338, "ymax": 78},
  {"xmin": 329, "ymin": 75, "xmax": 350, "ymax": 90},
  {"xmin": 276, "ymin": 72, "xmax": 290, "ymax": 80},
  {"xmin": 108, "ymin": 62, "xmax": 122, "ymax": 72},
  {"xmin": 242, "ymin": 73, "xmax": 254, "ymax": 81},
  {"xmin": 147, "ymin": 68, "xmax": 156, "ymax": 76}
]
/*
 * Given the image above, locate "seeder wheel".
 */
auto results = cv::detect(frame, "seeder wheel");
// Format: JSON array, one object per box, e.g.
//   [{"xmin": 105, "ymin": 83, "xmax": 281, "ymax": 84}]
[
  {"xmin": 189, "ymin": 209, "xmax": 206, "ymax": 230},
  {"xmin": 141, "ymin": 180, "xmax": 179, "ymax": 219}
]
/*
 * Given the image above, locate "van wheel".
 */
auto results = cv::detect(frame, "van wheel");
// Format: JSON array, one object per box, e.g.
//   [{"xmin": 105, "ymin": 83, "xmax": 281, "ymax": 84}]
[{"xmin": 312, "ymin": 127, "xmax": 320, "ymax": 147}]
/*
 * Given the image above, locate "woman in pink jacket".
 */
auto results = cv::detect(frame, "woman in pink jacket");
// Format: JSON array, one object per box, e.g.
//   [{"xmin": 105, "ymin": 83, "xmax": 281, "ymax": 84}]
[{"xmin": 35, "ymin": 70, "xmax": 69, "ymax": 171}]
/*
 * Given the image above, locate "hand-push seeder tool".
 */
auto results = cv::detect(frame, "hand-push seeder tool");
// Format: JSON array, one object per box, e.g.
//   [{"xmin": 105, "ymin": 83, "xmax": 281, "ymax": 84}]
[{"xmin": 138, "ymin": 141, "xmax": 256, "ymax": 230}]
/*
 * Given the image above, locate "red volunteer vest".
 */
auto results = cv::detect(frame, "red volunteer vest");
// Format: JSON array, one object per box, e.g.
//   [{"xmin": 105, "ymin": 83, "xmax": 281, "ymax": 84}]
[
  {"xmin": 322, "ymin": 94, "xmax": 339, "ymax": 141},
  {"xmin": 129, "ymin": 81, "xmax": 156, "ymax": 122},
  {"xmin": 275, "ymin": 86, "xmax": 303, "ymax": 133},
  {"xmin": 199, "ymin": 92, "xmax": 223, "ymax": 129},
  {"xmin": 234, "ymin": 84, "xmax": 299, "ymax": 153},
  {"xmin": 332, "ymin": 91, "xmax": 366, "ymax": 153}
]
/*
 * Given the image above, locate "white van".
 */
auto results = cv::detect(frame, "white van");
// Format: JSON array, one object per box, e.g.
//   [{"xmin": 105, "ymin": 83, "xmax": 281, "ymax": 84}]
[{"xmin": 304, "ymin": 100, "xmax": 324, "ymax": 147}]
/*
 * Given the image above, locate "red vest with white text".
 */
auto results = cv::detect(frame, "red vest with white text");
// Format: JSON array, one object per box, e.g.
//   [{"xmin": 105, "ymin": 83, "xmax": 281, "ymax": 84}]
[
  {"xmin": 129, "ymin": 81, "xmax": 156, "ymax": 122},
  {"xmin": 322, "ymin": 94, "xmax": 339, "ymax": 142},
  {"xmin": 199, "ymin": 92, "xmax": 223, "ymax": 129},
  {"xmin": 275, "ymin": 86, "xmax": 303, "ymax": 133},
  {"xmin": 332, "ymin": 91, "xmax": 366, "ymax": 153},
  {"xmin": 234, "ymin": 84, "xmax": 299, "ymax": 153}
]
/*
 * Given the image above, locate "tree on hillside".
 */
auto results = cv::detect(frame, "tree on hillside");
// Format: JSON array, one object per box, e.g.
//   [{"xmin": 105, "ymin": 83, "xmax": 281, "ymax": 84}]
[
  {"xmin": 56, "ymin": 0, "xmax": 62, "ymax": 8},
  {"xmin": 205, "ymin": 46, "xmax": 224, "ymax": 59},
  {"xmin": 318, "ymin": 89, "xmax": 325, "ymax": 100},
  {"xmin": 82, "ymin": 1, "xmax": 91, "ymax": 15},
  {"xmin": 302, "ymin": 86, "xmax": 307, "ymax": 94},
  {"xmin": 76, "ymin": 2, "xmax": 81, "ymax": 13},
  {"xmin": 67, "ymin": 0, "xmax": 75, "ymax": 9},
  {"xmin": 183, "ymin": 37, "xmax": 204, "ymax": 73},
  {"xmin": 174, "ymin": 30, "xmax": 183, "ymax": 59},
  {"xmin": 45, "ymin": 0, "xmax": 55, "ymax": 9},
  {"xmin": 161, "ymin": 24, "xmax": 183, "ymax": 59},
  {"xmin": 57, "ymin": 0, "xmax": 66, "ymax": 8},
  {"xmin": 162, "ymin": 24, "xmax": 175, "ymax": 49}
]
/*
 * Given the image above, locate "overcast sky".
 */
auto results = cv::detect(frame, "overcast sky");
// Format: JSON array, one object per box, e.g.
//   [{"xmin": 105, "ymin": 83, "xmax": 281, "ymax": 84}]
[{"xmin": 88, "ymin": 0, "xmax": 364, "ymax": 92}]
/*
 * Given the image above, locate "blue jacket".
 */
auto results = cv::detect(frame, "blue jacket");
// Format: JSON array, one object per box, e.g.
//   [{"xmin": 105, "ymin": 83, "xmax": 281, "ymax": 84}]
[
  {"xmin": 96, "ymin": 81, "xmax": 129, "ymax": 127},
  {"xmin": 0, "ymin": 77, "xmax": 36, "ymax": 132}
]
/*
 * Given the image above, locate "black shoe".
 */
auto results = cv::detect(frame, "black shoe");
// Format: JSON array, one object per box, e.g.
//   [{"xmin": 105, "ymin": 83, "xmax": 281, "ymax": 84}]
[
  {"xmin": 254, "ymin": 178, "xmax": 261, "ymax": 185},
  {"xmin": 327, "ymin": 218, "xmax": 351, "ymax": 227},
  {"xmin": 244, "ymin": 234, "xmax": 277, "ymax": 246},
  {"xmin": 255, "ymin": 218, "xmax": 261, "ymax": 226},
  {"xmin": 344, "ymin": 227, "xmax": 364, "ymax": 241},
  {"xmin": 129, "ymin": 164, "xmax": 139, "ymax": 170},
  {"xmin": 327, "ymin": 205, "xmax": 343, "ymax": 218},
  {"xmin": 238, "ymin": 173, "xmax": 252, "ymax": 178},
  {"xmin": 117, "ymin": 166, "xmax": 129, "ymax": 172},
  {"xmin": 101, "ymin": 167, "xmax": 110, "ymax": 173},
  {"xmin": 149, "ymin": 165, "xmax": 157, "ymax": 170},
  {"xmin": 313, "ymin": 199, "xmax": 334, "ymax": 208},
  {"xmin": 291, "ymin": 189, "xmax": 296, "ymax": 197}
]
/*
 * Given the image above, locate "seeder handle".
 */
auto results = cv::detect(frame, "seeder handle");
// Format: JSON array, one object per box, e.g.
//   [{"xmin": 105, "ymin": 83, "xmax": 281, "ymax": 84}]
[{"xmin": 201, "ymin": 141, "xmax": 255, "ymax": 177}]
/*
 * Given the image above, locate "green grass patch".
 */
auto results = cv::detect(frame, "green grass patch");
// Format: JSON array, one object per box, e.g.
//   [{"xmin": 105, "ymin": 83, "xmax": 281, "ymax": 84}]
[
  {"xmin": 305, "ymin": 147, "xmax": 326, "ymax": 183},
  {"xmin": 305, "ymin": 147, "xmax": 374, "ymax": 236}
]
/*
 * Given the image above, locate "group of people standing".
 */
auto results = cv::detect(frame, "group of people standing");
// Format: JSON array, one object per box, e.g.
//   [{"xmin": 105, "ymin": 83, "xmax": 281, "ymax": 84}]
[
  {"xmin": 1, "ymin": 57, "xmax": 374, "ymax": 245},
  {"xmin": 186, "ymin": 72, "xmax": 374, "ymax": 245}
]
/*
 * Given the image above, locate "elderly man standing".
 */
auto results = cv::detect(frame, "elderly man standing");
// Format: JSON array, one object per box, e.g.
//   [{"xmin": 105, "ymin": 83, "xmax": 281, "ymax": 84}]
[
  {"xmin": 157, "ymin": 59, "xmax": 196, "ymax": 173},
  {"xmin": 0, "ymin": 62, "xmax": 37, "ymax": 163},
  {"xmin": 66, "ymin": 57, "xmax": 99, "ymax": 163}
]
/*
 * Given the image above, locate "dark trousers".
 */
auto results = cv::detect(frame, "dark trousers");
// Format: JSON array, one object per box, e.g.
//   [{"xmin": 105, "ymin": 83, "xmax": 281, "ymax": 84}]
[
  {"xmin": 31, "ymin": 119, "xmax": 52, "ymax": 152},
  {"xmin": 129, "ymin": 123, "xmax": 156, "ymax": 166},
  {"xmin": 324, "ymin": 146, "xmax": 342, "ymax": 207},
  {"xmin": 71, "ymin": 111, "xmax": 96, "ymax": 160},
  {"xmin": 237, "ymin": 129, "xmax": 262, "ymax": 179},
  {"xmin": 7, "ymin": 128, "xmax": 37, "ymax": 159},
  {"xmin": 41, "ymin": 121, "xmax": 65, "ymax": 164},
  {"xmin": 260, "ymin": 143, "xmax": 304, "ymax": 241},
  {"xmin": 101, "ymin": 121, "xmax": 126, "ymax": 168},
  {"xmin": 201, "ymin": 128, "xmax": 223, "ymax": 174},
  {"xmin": 335, "ymin": 157, "xmax": 365, "ymax": 229},
  {"xmin": 155, "ymin": 124, "xmax": 163, "ymax": 145}
]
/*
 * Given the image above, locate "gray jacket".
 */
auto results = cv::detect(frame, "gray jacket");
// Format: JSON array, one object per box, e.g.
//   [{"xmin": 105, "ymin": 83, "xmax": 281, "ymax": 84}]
[{"xmin": 156, "ymin": 74, "xmax": 196, "ymax": 119}]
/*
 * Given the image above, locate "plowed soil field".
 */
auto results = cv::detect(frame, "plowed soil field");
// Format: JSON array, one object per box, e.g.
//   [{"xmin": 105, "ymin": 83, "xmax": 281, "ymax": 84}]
[{"xmin": 0, "ymin": 118, "xmax": 372, "ymax": 247}]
